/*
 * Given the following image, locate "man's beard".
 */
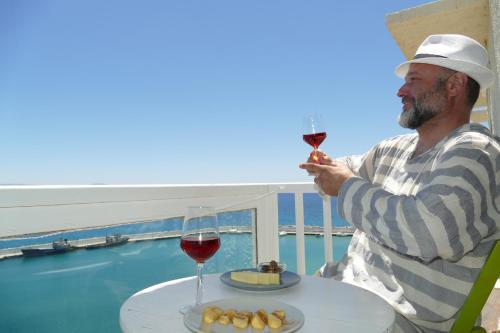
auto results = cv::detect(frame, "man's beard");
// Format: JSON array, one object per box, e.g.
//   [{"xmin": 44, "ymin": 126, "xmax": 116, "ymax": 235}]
[{"xmin": 398, "ymin": 80, "xmax": 448, "ymax": 129}]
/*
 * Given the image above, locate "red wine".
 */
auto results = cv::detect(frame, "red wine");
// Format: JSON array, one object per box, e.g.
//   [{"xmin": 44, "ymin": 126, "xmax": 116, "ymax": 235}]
[
  {"xmin": 303, "ymin": 132, "xmax": 327, "ymax": 149},
  {"xmin": 180, "ymin": 234, "xmax": 220, "ymax": 263}
]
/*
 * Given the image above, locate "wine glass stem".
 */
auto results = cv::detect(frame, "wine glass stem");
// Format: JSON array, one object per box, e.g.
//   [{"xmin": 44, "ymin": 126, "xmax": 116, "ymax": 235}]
[{"xmin": 195, "ymin": 262, "xmax": 204, "ymax": 306}]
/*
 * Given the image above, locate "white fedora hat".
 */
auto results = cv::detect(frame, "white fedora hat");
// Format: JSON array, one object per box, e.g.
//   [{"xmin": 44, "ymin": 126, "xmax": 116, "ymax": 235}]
[{"xmin": 395, "ymin": 34, "xmax": 494, "ymax": 90}]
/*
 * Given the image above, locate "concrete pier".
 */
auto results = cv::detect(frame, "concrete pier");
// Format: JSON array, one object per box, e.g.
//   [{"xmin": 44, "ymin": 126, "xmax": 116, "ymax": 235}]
[{"xmin": 0, "ymin": 225, "xmax": 354, "ymax": 260}]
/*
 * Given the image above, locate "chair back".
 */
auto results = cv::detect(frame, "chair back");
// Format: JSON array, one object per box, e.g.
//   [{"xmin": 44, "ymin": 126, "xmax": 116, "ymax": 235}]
[{"xmin": 449, "ymin": 240, "xmax": 500, "ymax": 333}]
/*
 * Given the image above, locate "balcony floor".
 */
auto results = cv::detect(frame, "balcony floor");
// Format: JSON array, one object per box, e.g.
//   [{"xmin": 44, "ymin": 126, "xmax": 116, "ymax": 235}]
[{"xmin": 483, "ymin": 285, "xmax": 500, "ymax": 332}]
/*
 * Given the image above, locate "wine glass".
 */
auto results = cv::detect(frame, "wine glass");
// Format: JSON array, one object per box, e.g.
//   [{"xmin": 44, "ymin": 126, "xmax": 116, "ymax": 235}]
[
  {"xmin": 179, "ymin": 206, "xmax": 220, "ymax": 313},
  {"xmin": 302, "ymin": 114, "xmax": 329, "ymax": 197},
  {"xmin": 302, "ymin": 113, "xmax": 327, "ymax": 165}
]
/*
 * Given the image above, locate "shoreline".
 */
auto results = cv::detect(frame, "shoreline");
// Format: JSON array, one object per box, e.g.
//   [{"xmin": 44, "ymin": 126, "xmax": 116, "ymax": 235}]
[{"xmin": 0, "ymin": 225, "xmax": 354, "ymax": 260}]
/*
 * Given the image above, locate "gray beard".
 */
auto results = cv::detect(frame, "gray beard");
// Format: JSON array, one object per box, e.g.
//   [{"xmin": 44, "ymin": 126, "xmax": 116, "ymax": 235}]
[
  {"xmin": 398, "ymin": 106, "xmax": 426, "ymax": 129},
  {"xmin": 398, "ymin": 106, "xmax": 417, "ymax": 129},
  {"xmin": 398, "ymin": 102, "xmax": 441, "ymax": 129}
]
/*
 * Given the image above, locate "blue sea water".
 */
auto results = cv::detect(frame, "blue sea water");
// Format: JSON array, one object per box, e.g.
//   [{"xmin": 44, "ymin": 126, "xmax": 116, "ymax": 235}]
[
  {"xmin": 278, "ymin": 193, "xmax": 349, "ymax": 227},
  {"xmin": 0, "ymin": 194, "xmax": 352, "ymax": 333}
]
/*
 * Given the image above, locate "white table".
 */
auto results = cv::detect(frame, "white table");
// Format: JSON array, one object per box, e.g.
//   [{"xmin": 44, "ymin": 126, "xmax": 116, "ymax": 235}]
[{"xmin": 120, "ymin": 274, "xmax": 395, "ymax": 333}]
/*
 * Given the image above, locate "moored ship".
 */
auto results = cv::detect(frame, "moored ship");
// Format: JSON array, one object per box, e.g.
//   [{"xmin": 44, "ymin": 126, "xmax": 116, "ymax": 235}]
[
  {"xmin": 85, "ymin": 234, "xmax": 129, "ymax": 249},
  {"xmin": 21, "ymin": 239, "xmax": 76, "ymax": 257}
]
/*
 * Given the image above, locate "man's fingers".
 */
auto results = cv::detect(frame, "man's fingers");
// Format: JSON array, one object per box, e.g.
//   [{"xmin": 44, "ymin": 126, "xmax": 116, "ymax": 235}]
[{"xmin": 299, "ymin": 162, "xmax": 323, "ymax": 172}]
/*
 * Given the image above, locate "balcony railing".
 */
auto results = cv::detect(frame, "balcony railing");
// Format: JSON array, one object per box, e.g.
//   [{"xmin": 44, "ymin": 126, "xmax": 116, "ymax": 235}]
[{"xmin": 0, "ymin": 183, "xmax": 349, "ymax": 275}]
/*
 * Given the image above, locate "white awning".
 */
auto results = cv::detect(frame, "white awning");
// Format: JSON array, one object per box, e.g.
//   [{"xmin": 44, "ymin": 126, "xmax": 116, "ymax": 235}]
[{"xmin": 386, "ymin": 0, "xmax": 490, "ymax": 123}]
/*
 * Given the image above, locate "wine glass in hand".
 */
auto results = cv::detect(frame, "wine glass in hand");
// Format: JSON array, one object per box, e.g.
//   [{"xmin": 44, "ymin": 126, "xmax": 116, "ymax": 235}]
[
  {"xmin": 180, "ymin": 206, "xmax": 220, "ymax": 313},
  {"xmin": 303, "ymin": 114, "xmax": 327, "ymax": 166}
]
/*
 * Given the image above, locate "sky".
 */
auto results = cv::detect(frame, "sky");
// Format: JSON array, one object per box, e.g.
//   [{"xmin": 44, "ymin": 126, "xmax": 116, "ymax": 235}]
[{"xmin": 0, "ymin": 0, "xmax": 432, "ymax": 185}]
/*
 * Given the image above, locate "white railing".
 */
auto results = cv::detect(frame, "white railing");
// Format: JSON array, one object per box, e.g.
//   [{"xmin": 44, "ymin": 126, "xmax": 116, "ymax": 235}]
[{"xmin": 0, "ymin": 183, "xmax": 339, "ymax": 275}]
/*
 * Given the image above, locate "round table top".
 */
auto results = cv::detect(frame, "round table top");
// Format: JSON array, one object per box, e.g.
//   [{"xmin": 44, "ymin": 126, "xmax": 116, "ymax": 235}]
[{"xmin": 120, "ymin": 273, "xmax": 395, "ymax": 333}]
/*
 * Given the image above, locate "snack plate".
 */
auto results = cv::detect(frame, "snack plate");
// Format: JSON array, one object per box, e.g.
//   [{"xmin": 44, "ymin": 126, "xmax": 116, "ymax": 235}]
[
  {"xmin": 183, "ymin": 297, "xmax": 305, "ymax": 333},
  {"xmin": 219, "ymin": 269, "xmax": 301, "ymax": 291}
]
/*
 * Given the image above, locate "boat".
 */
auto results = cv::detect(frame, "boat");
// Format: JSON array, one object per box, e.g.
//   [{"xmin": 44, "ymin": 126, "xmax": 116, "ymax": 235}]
[
  {"xmin": 21, "ymin": 239, "xmax": 76, "ymax": 257},
  {"xmin": 85, "ymin": 234, "xmax": 129, "ymax": 249}
]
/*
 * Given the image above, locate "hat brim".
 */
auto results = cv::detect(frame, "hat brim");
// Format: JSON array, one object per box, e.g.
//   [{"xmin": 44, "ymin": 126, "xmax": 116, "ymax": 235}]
[{"xmin": 395, "ymin": 57, "xmax": 494, "ymax": 90}]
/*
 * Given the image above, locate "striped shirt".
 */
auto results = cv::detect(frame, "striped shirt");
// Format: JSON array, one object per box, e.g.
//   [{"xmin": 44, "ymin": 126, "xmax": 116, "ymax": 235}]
[{"xmin": 332, "ymin": 123, "xmax": 500, "ymax": 333}]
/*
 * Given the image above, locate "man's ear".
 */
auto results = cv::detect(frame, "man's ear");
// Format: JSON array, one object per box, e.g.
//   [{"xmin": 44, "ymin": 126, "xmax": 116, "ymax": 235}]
[{"xmin": 447, "ymin": 72, "xmax": 468, "ymax": 97}]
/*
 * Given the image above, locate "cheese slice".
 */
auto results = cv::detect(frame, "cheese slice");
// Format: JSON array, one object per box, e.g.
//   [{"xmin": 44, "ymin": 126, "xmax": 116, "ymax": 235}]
[{"xmin": 230, "ymin": 271, "xmax": 280, "ymax": 285}]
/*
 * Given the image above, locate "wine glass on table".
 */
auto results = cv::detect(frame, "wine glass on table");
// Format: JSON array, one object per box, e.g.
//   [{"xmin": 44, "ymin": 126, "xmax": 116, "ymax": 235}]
[{"xmin": 179, "ymin": 206, "xmax": 221, "ymax": 313}]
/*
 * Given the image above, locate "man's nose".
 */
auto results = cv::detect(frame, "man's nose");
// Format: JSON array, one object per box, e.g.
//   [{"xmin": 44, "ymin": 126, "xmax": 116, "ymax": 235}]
[{"xmin": 397, "ymin": 83, "xmax": 408, "ymax": 98}]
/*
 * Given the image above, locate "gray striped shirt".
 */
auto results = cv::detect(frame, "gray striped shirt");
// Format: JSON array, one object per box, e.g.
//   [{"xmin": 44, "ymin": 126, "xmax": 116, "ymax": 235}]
[{"xmin": 334, "ymin": 123, "xmax": 500, "ymax": 333}]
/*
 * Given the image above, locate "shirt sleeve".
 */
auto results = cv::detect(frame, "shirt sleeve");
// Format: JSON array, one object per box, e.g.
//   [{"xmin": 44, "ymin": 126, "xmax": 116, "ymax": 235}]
[
  {"xmin": 337, "ymin": 145, "xmax": 379, "ymax": 179},
  {"xmin": 337, "ymin": 140, "xmax": 499, "ymax": 263}
]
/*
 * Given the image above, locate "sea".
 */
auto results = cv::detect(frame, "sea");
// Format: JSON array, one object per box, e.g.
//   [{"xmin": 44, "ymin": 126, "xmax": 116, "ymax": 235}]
[{"xmin": 0, "ymin": 194, "xmax": 352, "ymax": 333}]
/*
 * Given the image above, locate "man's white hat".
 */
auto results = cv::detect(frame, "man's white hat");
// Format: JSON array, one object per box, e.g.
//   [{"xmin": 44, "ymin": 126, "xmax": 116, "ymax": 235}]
[{"xmin": 395, "ymin": 34, "xmax": 494, "ymax": 90}]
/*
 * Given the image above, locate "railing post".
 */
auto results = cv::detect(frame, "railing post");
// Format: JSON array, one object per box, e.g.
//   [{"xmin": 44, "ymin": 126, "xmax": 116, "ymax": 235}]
[
  {"xmin": 294, "ymin": 192, "xmax": 306, "ymax": 275},
  {"xmin": 254, "ymin": 191, "xmax": 279, "ymax": 264},
  {"xmin": 322, "ymin": 196, "xmax": 333, "ymax": 263}
]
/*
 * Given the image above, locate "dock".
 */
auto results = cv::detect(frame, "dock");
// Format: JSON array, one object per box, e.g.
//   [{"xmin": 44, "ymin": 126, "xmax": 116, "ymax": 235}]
[{"xmin": 0, "ymin": 225, "xmax": 353, "ymax": 260}]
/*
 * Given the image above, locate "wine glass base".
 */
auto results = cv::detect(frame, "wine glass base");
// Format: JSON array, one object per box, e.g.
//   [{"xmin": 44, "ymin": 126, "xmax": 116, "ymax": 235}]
[{"xmin": 179, "ymin": 304, "xmax": 192, "ymax": 315}]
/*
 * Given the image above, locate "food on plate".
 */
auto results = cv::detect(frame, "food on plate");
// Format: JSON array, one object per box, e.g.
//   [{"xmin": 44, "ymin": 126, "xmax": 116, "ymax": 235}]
[
  {"xmin": 258, "ymin": 260, "xmax": 286, "ymax": 273},
  {"xmin": 238, "ymin": 310, "xmax": 253, "ymax": 320},
  {"xmin": 250, "ymin": 313, "xmax": 266, "ymax": 330},
  {"xmin": 217, "ymin": 314, "xmax": 230, "ymax": 325},
  {"xmin": 230, "ymin": 271, "xmax": 280, "ymax": 285},
  {"xmin": 223, "ymin": 308, "xmax": 237, "ymax": 320},
  {"xmin": 232, "ymin": 314, "xmax": 249, "ymax": 329},
  {"xmin": 256, "ymin": 308, "xmax": 268, "ymax": 324},
  {"xmin": 202, "ymin": 306, "xmax": 223, "ymax": 323},
  {"xmin": 261, "ymin": 260, "xmax": 280, "ymax": 272},
  {"xmin": 200, "ymin": 305, "xmax": 287, "ymax": 330},
  {"xmin": 272, "ymin": 309, "xmax": 286, "ymax": 321},
  {"xmin": 267, "ymin": 313, "xmax": 283, "ymax": 329}
]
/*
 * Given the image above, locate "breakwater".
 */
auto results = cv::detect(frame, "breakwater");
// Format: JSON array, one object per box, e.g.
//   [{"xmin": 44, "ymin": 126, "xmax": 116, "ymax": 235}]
[{"xmin": 0, "ymin": 225, "xmax": 354, "ymax": 260}]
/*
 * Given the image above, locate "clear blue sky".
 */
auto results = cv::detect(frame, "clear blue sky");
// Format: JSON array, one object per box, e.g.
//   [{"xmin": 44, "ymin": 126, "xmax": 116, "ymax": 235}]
[{"xmin": 0, "ymin": 0, "xmax": 431, "ymax": 185}]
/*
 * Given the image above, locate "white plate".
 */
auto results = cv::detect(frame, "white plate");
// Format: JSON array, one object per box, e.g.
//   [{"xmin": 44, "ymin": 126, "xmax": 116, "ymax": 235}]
[
  {"xmin": 183, "ymin": 297, "xmax": 305, "ymax": 333},
  {"xmin": 220, "ymin": 269, "xmax": 301, "ymax": 291}
]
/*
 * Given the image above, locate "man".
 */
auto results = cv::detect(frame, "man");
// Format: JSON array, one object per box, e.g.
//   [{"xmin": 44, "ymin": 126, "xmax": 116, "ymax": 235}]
[{"xmin": 300, "ymin": 34, "xmax": 500, "ymax": 333}]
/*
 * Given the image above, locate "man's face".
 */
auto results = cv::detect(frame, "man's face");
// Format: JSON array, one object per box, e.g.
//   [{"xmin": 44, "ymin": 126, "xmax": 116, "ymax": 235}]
[{"xmin": 397, "ymin": 64, "xmax": 450, "ymax": 129}]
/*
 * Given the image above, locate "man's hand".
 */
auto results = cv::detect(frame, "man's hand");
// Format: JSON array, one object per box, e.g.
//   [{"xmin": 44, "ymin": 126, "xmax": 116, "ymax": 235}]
[
  {"xmin": 299, "ymin": 161, "xmax": 354, "ymax": 196},
  {"xmin": 308, "ymin": 150, "xmax": 335, "ymax": 165}
]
